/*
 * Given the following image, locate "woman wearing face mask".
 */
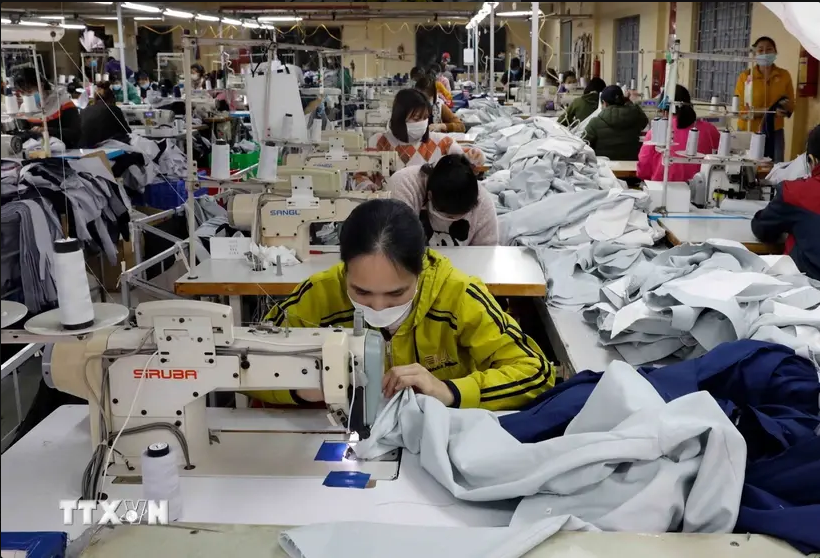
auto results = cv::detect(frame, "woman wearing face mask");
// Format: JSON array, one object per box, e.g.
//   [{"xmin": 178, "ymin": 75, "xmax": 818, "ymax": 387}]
[
  {"xmin": 12, "ymin": 67, "xmax": 81, "ymax": 148},
  {"xmin": 190, "ymin": 64, "xmax": 206, "ymax": 90},
  {"xmin": 734, "ymin": 36, "xmax": 795, "ymax": 163},
  {"xmin": 388, "ymin": 155, "xmax": 498, "ymax": 247},
  {"xmin": 135, "ymin": 70, "xmax": 155, "ymax": 99},
  {"xmin": 255, "ymin": 199, "xmax": 552, "ymax": 409},
  {"xmin": 414, "ymin": 76, "xmax": 465, "ymax": 133},
  {"xmin": 751, "ymin": 124, "xmax": 820, "ymax": 280},
  {"xmin": 109, "ymin": 72, "xmax": 141, "ymax": 105},
  {"xmin": 357, "ymin": 89, "xmax": 464, "ymax": 190}
]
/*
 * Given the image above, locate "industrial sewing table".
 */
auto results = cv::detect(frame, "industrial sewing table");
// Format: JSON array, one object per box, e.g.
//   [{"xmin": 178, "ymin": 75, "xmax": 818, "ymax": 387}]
[
  {"xmin": 0, "ymin": 405, "xmax": 804, "ymax": 557},
  {"xmin": 175, "ymin": 246, "xmax": 547, "ymax": 323},
  {"xmin": 658, "ymin": 208, "xmax": 781, "ymax": 255},
  {"xmin": 607, "ymin": 160, "xmax": 773, "ymax": 180}
]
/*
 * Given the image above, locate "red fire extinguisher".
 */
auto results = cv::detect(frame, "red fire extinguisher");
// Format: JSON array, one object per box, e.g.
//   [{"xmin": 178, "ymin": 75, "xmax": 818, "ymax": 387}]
[{"xmin": 592, "ymin": 56, "xmax": 601, "ymax": 79}]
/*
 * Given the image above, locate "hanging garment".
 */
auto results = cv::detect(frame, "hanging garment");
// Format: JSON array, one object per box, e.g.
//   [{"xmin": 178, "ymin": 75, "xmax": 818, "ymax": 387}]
[
  {"xmin": 354, "ymin": 359, "xmax": 746, "ymax": 536},
  {"xmin": 499, "ymin": 340, "xmax": 820, "ymax": 554}
]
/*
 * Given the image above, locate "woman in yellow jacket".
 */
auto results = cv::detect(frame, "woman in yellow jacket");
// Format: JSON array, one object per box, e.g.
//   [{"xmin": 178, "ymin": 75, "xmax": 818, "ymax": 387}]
[
  {"xmin": 258, "ymin": 198, "xmax": 553, "ymax": 411},
  {"xmin": 733, "ymin": 36, "xmax": 795, "ymax": 163}
]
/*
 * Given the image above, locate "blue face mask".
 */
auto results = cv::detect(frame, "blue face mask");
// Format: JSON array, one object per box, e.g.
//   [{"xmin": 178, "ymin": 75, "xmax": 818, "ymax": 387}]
[
  {"xmin": 112, "ymin": 84, "xmax": 122, "ymax": 91},
  {"xmin": 139, "ymin": 82, "xmax": 149, "ymax": 90},
  {"xmin": 33, "ymin": 92, "xmax": 41, "ymax": 106},
  {"xmin": 755, "ymin": 53, "xmax": 777, "ymax": 67},
  {"xmin": 90, "ymin": 60, "xmax": 97, "ymax": 68}
]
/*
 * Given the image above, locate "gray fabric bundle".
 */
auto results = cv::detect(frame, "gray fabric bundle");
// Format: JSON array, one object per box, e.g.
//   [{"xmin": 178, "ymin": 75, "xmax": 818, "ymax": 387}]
[
  {"xmin": 572, "ymin": 240, "xmax": 820, "ymax": 366},
  {"xmin": 0, "ymin": 200, "xmax": 61, "ymax": 312},
  {"xmin": 278, "ymin": 360, "xmax": 747, "ymax": 558}
]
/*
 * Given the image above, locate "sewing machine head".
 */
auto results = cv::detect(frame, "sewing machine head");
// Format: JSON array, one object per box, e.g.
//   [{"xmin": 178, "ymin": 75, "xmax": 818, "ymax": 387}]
[
  {"xmin": 227, "ymin": 168, "xmax": 389, "ymax": 259},
  {"xmin": 46, "ymin": 300, "xmax": 385, "ymax": 477},
  {"xmin": 121, "ymin": 107, "xmax": 175, "ymax": 127}
]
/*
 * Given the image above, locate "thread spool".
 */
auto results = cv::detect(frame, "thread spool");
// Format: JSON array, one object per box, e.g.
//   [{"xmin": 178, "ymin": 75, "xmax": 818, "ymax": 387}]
[
  {"xmin": 5, "ymin": 94, "xmax": 19, "ymax": 114},
  {"xmin": 102, "ymin": 73, "xmax": 109, "ymax": 82},
  {"xmin": 622, "ymin": 84, "xmax": 629, "ymax": 96},
  {"xmin": 629, "ymin": 78, "xmax": 636, "ymax": 91},
  {"xmin": 68, "ymin": 74, "xmax": 75, "ymax": 82},
  {"xmin": 580, "ymin": 77, "xmax": 588, "ymax": 89},
  {"xmin": 205, "ymin": 80, "xmax": 212, "ymax": 91},
  {"xmin": 654, "ymin": 118, "xmax": 668, "ymax": 147},
  {"xmin": 58, "ymin": 75, "xmax": 66, "ymax": 85},
  {"xmin": 366, "ymin": 87, "xmax": 374, "ymax": 100},
  {"xmin": 748, "ymin": 132, "xmax": 765, "ymax": 160},
  {"xmin": 558, "ymin": 73, "xmax": 564, "ymax": 84},
  {"xmin": 709, "ymin": 96, "xmax": 720, "ymax": 112},
  {"xmin": 281, "ymin": 113, "xmax": 293, "ymax": 140},
  {"xmin": 685, "ymin": 127, "xmax": 699, "ymax": 157},
  {"xmin": 95, "ymin": 73, "xmax": 102, "ymax": 83},
  {"xmin": 717, "ymin": 129, "xmax": 731, "ymax": 157},
  {"xmin": 21, "ymin": 95, "xmax": 37, "ymax": 113},
  {"xmin": 211, "ymin": 139, "xmax": 230, "ymax": 180},
  {"xmin": 310, "ymin": 119, "xmax": 322, "ymax": 143},
  {"xmin": 141, "ymin": 443, "xmax": 182, "ymax": 522},
  {"xmin": 258, "ymin": 141, "xmax": 279, "ymax": 182},
  {"xmin": 730, "ymin": 95, "xmax": 740, "ymax": 114},
  {"xmin": 538, "ymin": 76, "xmax": 546, "ymax": 87},
  {"xmin": 53, "ymin": 238, "xmax": 95, "ymax": 330}
]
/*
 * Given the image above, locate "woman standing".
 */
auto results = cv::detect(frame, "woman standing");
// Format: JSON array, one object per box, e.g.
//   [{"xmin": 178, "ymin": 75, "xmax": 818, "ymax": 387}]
[{"xmin": 733, "ymin": 36, "xmax": 795, "ymax": 163}]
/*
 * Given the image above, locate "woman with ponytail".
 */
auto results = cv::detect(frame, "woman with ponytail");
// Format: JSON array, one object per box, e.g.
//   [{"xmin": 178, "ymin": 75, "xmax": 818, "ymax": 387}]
[{"xmin": 637, "ymin": 85, "xmax": 720, "ymax": 181}]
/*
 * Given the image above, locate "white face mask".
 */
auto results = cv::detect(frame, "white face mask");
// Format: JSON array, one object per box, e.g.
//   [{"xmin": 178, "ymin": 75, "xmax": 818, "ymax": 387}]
[
  {"xmin": 405, "ymin": 120, "xmax": 428, "ymax": 142},
  {"xmin": 349, "ymin": 291, "xmax": 416, "ymax": 329},
  {"xmin": 428, "ymin": 204, "xmax": 460, "ymax": 222}
]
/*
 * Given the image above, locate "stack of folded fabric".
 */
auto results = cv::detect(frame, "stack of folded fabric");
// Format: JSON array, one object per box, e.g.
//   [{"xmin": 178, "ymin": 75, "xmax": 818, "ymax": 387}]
[
  {"xmin": 455, "ymin": 97, "xmax": 520, "ymax": 126},
  {"xmin": 554, "ymin": 239, "xmax": 820, "ymax": 366}
]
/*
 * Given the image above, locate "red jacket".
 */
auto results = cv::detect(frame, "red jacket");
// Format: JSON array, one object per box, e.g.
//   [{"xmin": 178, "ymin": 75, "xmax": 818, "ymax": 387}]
[{"xmin": 751, "ymin": 166, "xmax": 820, "ymax": 279}]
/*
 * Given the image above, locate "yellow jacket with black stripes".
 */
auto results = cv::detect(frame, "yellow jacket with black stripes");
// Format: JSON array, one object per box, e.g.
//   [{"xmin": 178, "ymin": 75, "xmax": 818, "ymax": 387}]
[{"xmin": 257, "ymin": 249, "xmax": 553, "ymax": 410}]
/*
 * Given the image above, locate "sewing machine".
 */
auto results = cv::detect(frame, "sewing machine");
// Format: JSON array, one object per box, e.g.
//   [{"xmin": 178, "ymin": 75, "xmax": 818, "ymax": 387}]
[
  {"xmin": 355, "ymin": 107, "xmax": 390, "ymax": 127},
  {"xmin": 689, "ymin": 132, "xmax": 763, "ymax": 207},
  {"xmin": 1, "ymin": 132, "xmax": 23, "ymax": 156},
  {"xmin": 287, "ymin": 147, "xmax": 397, "ymax": 177},
  {"xmin": 228, "ymin": 168, "xmax": 388, "ymax": 259},
  {"xmin": 43, "ymin": 300, "xmax": 384, "ymax": 477},
  {"xmin": 320, "ymin": 130, "xmax": 365, "ymax": 151},
  {"xmin": 121, "ymin": 106, "xmax": 175, "ymax": 127}
]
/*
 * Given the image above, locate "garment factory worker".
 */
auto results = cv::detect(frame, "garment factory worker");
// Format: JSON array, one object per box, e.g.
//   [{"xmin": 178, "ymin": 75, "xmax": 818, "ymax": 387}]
[
  {"xmin": 80, "ymin": 82, "xmax": 131, "ymax": 148},
  {"xmin": 638, "ymin": 85, "xmax": 721, "ymax": 182},
  {"xmin": 109, "ymin": 72, "xmax": 141, "ymax": 105},
  {"xmin": 358, "ymin": 89, "xmax": 464, "ymax": 190},
  {"xmin": 135, "ymin": 71, "xmax": 156, "ymax": 99},
  {"xmin": 414, "ymin": 75, "xmax": 465, "ymax": 133},
  {"xmin": 104, "ymin": 56, "xmax": 134, "ymax": 80},
  {"xmin": 501, "ymin": 58, "xmax": 531, "ymax": 85},
  {"xmin": 408, "ymin": 66, "xmax": 424, "ymax": 88},
  {"xmin": 557, "ymin": 70, "xmax": 577, "ymax": 93},
  {"xmin": 258, "ymin": 198, "xmax": 552, "ymax": 410},
  {"xmin": 585, "ymin": 85, "xmax": 648, "ymax": 161},
  {"xmin": 734, "ymin": 36, "xmax": 794, "ymax": 163},
  {"xmin": 13, "ymin": 68, "xmax": 81, "ymax": 149},
  {"xmin": 388, "ymin": 155, "xmax": 498, "ymax": 247},
  {"xmin": 190, "ymin": 64, "xmax": 206, "ymax": 90},
  {"xmin": 751, "ymin": 124, "xmax": 820, "ymax": 280},
  {"xmin": 429, "ymin": 63, "xmax": 453, "ymax": 105},
  {"xmin": 557, "ymin": 76, "xmax": 605, "ymax": 127},
  {"xmin": 440, "ymin": 52, "xmax": 456, "ymax": 89}
]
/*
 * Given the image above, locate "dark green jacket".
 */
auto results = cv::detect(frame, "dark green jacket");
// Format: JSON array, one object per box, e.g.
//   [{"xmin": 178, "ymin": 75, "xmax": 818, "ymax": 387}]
[
  {"xmin": 557, "ymin": 92, "xmax": 599, "ymax": 127},
  {"xmin": 585, "ymin": 103, "xmax": 649, "ymax": 161}
]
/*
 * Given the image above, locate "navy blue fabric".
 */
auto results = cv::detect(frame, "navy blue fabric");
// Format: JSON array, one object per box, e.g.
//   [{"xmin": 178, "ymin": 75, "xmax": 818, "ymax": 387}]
[
  {"xmin": 499, "ymin": 340, "xmax": 820, "ymax": 553},
  {"xmin": 1, "ymin": 532, "xmax": 66, "ymax": 557}
]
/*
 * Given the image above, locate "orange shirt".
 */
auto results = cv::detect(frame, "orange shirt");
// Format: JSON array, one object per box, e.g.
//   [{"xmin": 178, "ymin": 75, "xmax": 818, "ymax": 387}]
[{"xmin": 733, "ymin": 64, "xmax": 794, "ymax": 132}]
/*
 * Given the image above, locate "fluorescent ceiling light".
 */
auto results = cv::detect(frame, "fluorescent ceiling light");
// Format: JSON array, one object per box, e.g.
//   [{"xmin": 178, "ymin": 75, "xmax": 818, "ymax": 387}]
[
  {"xmin": 19, "ymin": 20, "xmax": 50, "ymax": 26},
  {"xmin": 37, "ymin": 15, "xmax": 65, "ymax": 20},
  {"xmin": 122, "ymin": 3, "xmax": 161, "ymax": 13},
  {"xmin": 61, "ymin": 23, "xmax": 87, "ymax": 29},
  {"xmin": 88, "ymin": 16, "xmax": 118, "ymax": 20},
  {"xmin": 1, "ymin": 18, "xmax": 11, "ymax": 24},
  {"xmin": 258, "ymin": 16, "xmax": 303, "ymax": 22},
  {"xmin": 90, "ymin": 2, "xmax": 114, "ymax": 4},
  {"xmin": 221, "ymin": 17, "xmax": 242, "ymax": 25},
  {"xmin": 164, "ymin": 9, "xmax": 193, "ymax": 19},
  {"xmin": 134, "ymin": 16, "xmax": 163, "ymax": 21},
  {"xmin": 195, "ymin": 14, "xmax": 220, "ymax": 22},
  {"xmin": 496, "ymin": 11, "xmax": 544, "ymax": 17},
  {"xmin": 242, "ymin": 21, "xmax": 260, "ymax": 29}
]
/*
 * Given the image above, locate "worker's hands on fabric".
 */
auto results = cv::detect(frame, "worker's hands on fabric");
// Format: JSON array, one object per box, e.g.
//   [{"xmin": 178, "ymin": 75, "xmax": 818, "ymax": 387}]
[
  {"xmin": 429, "ymin": 123, "xmax": 447, "ymax": 132},
  {"xmin": 382, "ymin": 364, "xmax": 454, "ymax": 406}
]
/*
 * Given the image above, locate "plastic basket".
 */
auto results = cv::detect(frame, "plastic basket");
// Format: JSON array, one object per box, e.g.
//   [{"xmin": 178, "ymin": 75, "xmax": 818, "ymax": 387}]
[{"xmin": 141, "ymin": 179, "xmax": 208, "ymax": 210}]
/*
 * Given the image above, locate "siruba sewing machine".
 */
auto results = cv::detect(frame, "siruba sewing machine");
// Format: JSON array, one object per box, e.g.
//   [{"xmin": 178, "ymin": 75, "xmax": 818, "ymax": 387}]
[
  {"xmin": 228, "ymin": 167, "xmax": 389, "ymax": 260},
  {"xmin": 39, "ymin": 300, "xmax": 384, "ymax": 478}
]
